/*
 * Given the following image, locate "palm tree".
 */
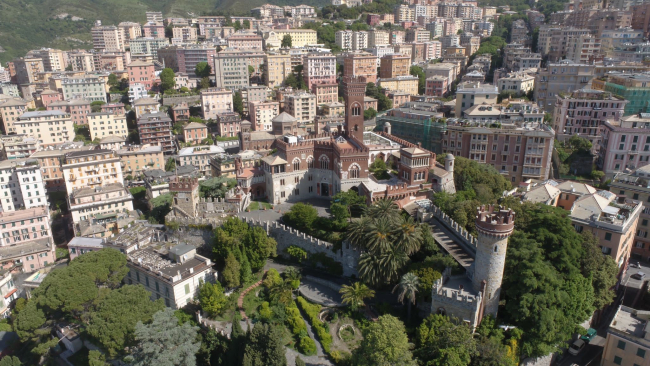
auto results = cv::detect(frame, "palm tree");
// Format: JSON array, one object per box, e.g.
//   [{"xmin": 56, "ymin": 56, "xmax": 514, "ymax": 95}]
[
  {"xmin": 346, "ymin": 216, "xmax": 371, "ymax": 249},
  {"xmin": 394, "ymin": 215, "xmax": 423, "ymax": 255},
  {"xmin": 393, "ymin": 273, "xmax": 420, "ymax": 320},
  {"xmin": 339, "ymin": 282, "xmax": 375, "ymax": 311},
  {"xmin": 365, "ymin": 198, "xmax": 400, "ymax": 221},
  {"xmin": 269, "ymin": 280, "xmax": 294, "ymax": 306},
  {"xmin": 358, "ymin": 249, "xmax": 408, "ymax": 286},
  {"xmin": 283, "ymin": 267, "xmax": 301, "ymax": 292},
  {"xmin": 364, "ymin": 217, "xmax": 396, "ymax": 254}
]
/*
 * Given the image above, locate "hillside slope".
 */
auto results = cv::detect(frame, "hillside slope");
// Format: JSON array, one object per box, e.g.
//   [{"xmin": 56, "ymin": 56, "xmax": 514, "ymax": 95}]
[{"xmin": 0, "ymin": 0, "xmax": 329, "ymax": 63}]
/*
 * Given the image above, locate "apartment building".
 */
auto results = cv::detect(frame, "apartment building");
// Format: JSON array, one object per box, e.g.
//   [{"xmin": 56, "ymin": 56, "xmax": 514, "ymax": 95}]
[
  {"xmin": 0, "ymin": 272, "xmax": 17, "ymax": 317},
  {"xmin": 406, "ymin": 28, "xmax": 431, "ymax": 43},
  {"xmin": 425, "ymin": 62, "xmax": 459, "ymax": 83},
  {"xmin": 27, "ymin": 48, "xmax": 67, "ymax": 72},
  {"xmin": 592, "ymin": 73, "xmax": 650, "ymax": 116},
  {"xmin": 129, "ymin": 38, "xmax": 170, "ymax": 59},
  {"xmin": 158, "ymin": 45, "xmax": 217, "ymax": 76},
  {"xmin": 631, "ymin": 3, "xmax": 650, "ymax": 38},
  {"xmin": 0, "ymin": 98, "xmax": 28, "ymax": 134},
  {"xmin": 548, "ymin": 28, "xmax": 591, "ymax": 61},
  {"xmin": 249, "ymin": 100, "xmax": 280, "ymax": 131},
  {"xmin": 602, "ymin": 306, "xmax": 650, "ymax": 366},
  {"xmin": 0, "ymin": 158, "xmax": 47, "ymax": 212},
  {"xmin": 125, "ymin": 243, "xmax": 215, "ymax": 309},
  {"xmin": 284, "ymin": 92, "xmax": 317, "ymax": 125},
  {"xmin": 377, "ymin": 76, "xmax": 419, "ymax": 96},
  {"xmin": 599, "ymin": 113, "xmax": 650, "ymax": 175},
  {"xmin": 68, "ymin": 182, "xmax": 134, "ymax": 224},
  {"xmin": 117, "ymin": 144, "xmax": 165, "ymax": 178},
  {"xmin": 271, "ymin": 30, "xmax": 317, "ymax": 48},
  {"xmin": 241, "ymin": 85, "xmax": 272, "ymax": 116},
  {"xmin": 118, "ymin": 21, "xmax": 142, "ymax": 44},
  {"xmin": 534, "ymin": 61, "xmax": 595, "ymax": 111},
  {"xmin": 15, "ymin": 110, "xmax": 74, "ymax": 147},
  {"xmin": 524, "ymin": 180, "xmax": 640, "ymax": 268},
  {"xmin": 132, "ymin": 97, "xmax": 160, "ymax": 118},
  {"xmin": 62, "ymin": 149, "xmax": 124, "ymax": 195},
  {"xmin": 311, "ymin": 83, "xmax": 338, "ymax": 105},
  {"xmin": 336, "ymin": 30, "xmax": 354, "ymax": 50},
  {"xmin": 379, "ymin": 54, "xmax": 410, "ymax": 78},
  {"xmin": 11, "ymin": 57, "xmax": 44, "ymax": 84},
  {"xmin": 172, "ymin": 27, "xmax": 198, "ymax": 43},
  {"xmin": 368, "ymin": 30, "xmax": 390, "ymax": 48},
  {"xmin": 30, "ymin": 143, "xmax": 93, "ymax": 191},
  {"xmin": 565, "ymin": 34, "xmax": 602, "ymax": 64},
  {"xmin": 303, "ymin": 53, "xmax": 336, "ymax": 90},
  {"xmin": 91, "ymin": 22, "xmax": 125, "ymax": 52},
  {"xmin": 127, "ymin": 61, "xmax": 156, "ymax": 91},
  {"xmin": 48, "ymin": 99, "xmax": 92, "ymax": 126},
  {"xmin": 227, "ymin": 34, "xmax": 263, "ymax": 50},
  {"xmin": 137, "ymin": 113, "xmax": 174, "ymax": 154},
  {"xmin": 0, "ymin": 206, "xmax": 55, "ymax": 272},
  {"xmin": 213, "ymin": 112, "xmax": 241, "ymax": 138},
  {"xmin": 87, "ymin": 113, "xmax": 128, "ymax": 141},
  {"xmin": 200, "ymin": 88, "xmax": 233, "ymax": 120},
  {"xmin": 344, "ymin": 53, "xmax": 378, "ymax": 83},
  {"xmin": 497, "ymin": 73, "xmax": 535, "ymax": 95},
  {"xmin": 143, "ymin": 22, "xmax": 166, "ymax": 39},
  {"xmin": 182, "ymin": 122, "xmax": 208, "ymax": 145},
  {"xmin": 214, "ymin": 50, "xmax": 250, "ymax": 91},
  {"xmin": 177, "ymin": 145, "xmax": 225, "ymax": 176},
  {"xmin": 264, "ymin": 53, "xmax": 292, "ymax": 88},
  {"xmin": 425, "ymin": 76, "xmax": 449, "ymax": 97},
  {"xmin": 552, "ymin": 89, "xmax": 626, "ymax": 145},
  {"xmin": 0, "ymin": 135, "xmax": 39, "ymax": 160},
  {"xmin": 454, "ymin": 82, "xmax": 499, "ymax": 117},
  {"xmin": 60, "ymin": 76, "xmax": 107, "ymax": 103}
]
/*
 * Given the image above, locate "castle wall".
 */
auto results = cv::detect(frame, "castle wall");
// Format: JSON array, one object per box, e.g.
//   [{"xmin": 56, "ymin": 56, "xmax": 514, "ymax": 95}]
[
  {"xmin": 417, "ymin": 205, "xmax": 478, "ymax": 255},
  {"xmin": 242, "ymin": 217, "xmax": 360, "ymax": 277},
  {"xmin": 430, "ymin": 269, "xmax": 483, "ymax": 329}
]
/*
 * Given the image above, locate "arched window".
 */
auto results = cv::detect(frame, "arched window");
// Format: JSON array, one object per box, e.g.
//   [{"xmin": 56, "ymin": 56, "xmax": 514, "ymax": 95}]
[
  {"xmin": 307, "ymin": 157, "xmax": 314, "ymax": 168},
  {"xmin": 349, "ymin": 164, "xmax": 360, "ymax": 178},
  {"xmin": 319, "ymin": 155, "xmax": 329, "ymax": 170},
  {"xmin": 351, "ymin": 102, "xmax": 361, "ymax": 116},
  {"xmin": 293, "ymin": 158, "xmax": 300, "ymax": 171}
]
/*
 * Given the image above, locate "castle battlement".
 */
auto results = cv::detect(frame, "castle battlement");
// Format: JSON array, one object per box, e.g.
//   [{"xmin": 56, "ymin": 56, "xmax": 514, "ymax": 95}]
[
  {"xmin": 475, "ymin": 204, "xmax": 515, "ymax": 237},
  {"xmin": 430, "ymin": 268, "xmax": 483, "ymax": 319}
]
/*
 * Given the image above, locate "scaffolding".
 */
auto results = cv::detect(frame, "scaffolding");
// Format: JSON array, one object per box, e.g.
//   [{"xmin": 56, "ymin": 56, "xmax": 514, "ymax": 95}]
[{"xmin": 376, "ymin": 115, "xmax": 447, "ymax": 153}]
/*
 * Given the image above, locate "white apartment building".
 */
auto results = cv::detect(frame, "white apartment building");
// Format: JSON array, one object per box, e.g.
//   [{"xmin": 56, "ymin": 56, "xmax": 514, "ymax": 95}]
[
  {"xmin": 336, "ymin": 31, "xmax": 354, "ymax": 50},
  {"xmin": 125, "ymin": 244, "xmax": 215, "ymax": 309},
  {"xmin": 177, "ymin": 145, "xmax": 225, "ymax": 176},
  {"xmin": 67, "ymin": 51, "xmax": 95, "ymax": 72},
  {"xmin": 68, "ymin": 182, "xmax": 133, "ymax": 224},
  {"xmin": 566, "ymin": 35, "xmax": 602, "ymax": 64},
  {"xmin": 497, "ymin": 73, "xmax": 536, "ymax": 94},
  {"xmin": 368, "ymin": 30, "xmax": 390, "ymax": 48},
  {"xmin": 88, "ymin": 113, "xmax": 128, "ymax": 141},
  {"xmin": 249, "ymin": 100, "xmax": 280, "ymax": 131},
  {"xmin": 200, "ymin": 88, "xmax": 233, "ymax": 120},
  {"xmin": 353, "ymin": 31, "xmax": 369, "ymax": 51},
  {"xmin": 15, "ymin": 110, "xmax": 74, "ymax": 147},
  {"xmin": 0, "ymin": 159, "xmax": 47, "ymax": 213},
  {"xmin": 61, "ymin": 77, "xmax": 107, "ymax": 103}
]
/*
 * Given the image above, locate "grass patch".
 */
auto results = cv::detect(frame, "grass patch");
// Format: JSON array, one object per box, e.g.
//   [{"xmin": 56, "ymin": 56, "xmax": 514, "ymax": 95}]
[{"xmin": 248, "ymin": 201, "xmax": 272, "ymax": 211}]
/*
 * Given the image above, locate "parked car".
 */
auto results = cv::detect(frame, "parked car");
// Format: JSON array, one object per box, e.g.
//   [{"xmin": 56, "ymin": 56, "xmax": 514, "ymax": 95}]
[
  {"xmin": 568, "ymin": 339, "xmax": 586, "ymax": 356},
  {"xmin": 581, "ymin": 328, "xmax": 597, "ymax": 342},
  {"xmin": 631, "ymin": 272, "xmax": 647, "ymax": 280}
]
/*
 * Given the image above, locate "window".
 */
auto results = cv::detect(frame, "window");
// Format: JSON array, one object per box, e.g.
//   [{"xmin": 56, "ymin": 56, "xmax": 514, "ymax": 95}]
[
  {"xmin": 613, "ymin": 356, "xmax": 622, "ymax": 365},
  {"xmin": 618, "ymin": 340, "xmax": 626, "ymax": 350},
  {"xmin": 293, "ymin": 160, "xmax": 300, "ymax": 171},
  {"xmin": 605, "ymin": 233, "xmax": 612, "ymax": 241},
  {"xmin": 637, "ymin": 348, "xmax": 646, "ymax": 358},
  {"xmin": 185, "ymin": 283, "xmax": 190, "ymax": 294}
]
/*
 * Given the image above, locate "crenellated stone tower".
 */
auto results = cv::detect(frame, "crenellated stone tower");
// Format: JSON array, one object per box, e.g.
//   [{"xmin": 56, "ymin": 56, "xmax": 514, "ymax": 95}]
[
  {"xmin": 342, "ymin": 76, "xmax": 366, "ymax": 142},
  {"xmin": 472, "ymin": 205, "xmax": 515, "ymax": 317}
]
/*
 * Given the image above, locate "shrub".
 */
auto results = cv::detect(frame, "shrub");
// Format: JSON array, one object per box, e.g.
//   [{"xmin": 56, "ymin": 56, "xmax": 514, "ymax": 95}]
[
  {"xmin": 285, "ymin": 304, "xmax": 307, "ymax": 336},
  {"xmin": 259, "ymin": 301, "xmax": 273, "ymax": 322},
  {"xmin": 286, "ymin": 245, "xmax": 308, "ymax": 262},
  {"xmin": 263, "ymin": 268, "xmax": 282, "ymax": 289},
  {"xmin": 298, "ymin": 336, "xmax": 317, "ymax": 356},
  {"xmin": 296, "ymin": 296, "xmax": 333, "ymax": 354}
]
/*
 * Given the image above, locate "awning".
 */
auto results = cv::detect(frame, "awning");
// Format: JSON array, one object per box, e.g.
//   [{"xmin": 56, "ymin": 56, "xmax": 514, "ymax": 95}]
[{"xmin": 4, "ymin": 288, "xmax": 17, "ymax": 299}]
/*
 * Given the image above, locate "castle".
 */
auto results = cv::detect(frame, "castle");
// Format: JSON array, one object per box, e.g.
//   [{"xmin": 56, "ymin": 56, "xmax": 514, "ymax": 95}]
[
  {"xmin": 236, "ymin": 76, "xmax": 456, "ymax": 207},
  {"xmin": 430, "ymin": 204, "xmax": 515, "ymax": 329}
]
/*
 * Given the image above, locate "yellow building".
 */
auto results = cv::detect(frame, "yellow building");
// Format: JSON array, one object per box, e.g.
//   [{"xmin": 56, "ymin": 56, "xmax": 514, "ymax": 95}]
[
  {"xmin": 264, "ymin": 53, "xmax": 292, "ymax": 88},
  {"xmin": 273, "ymin": 30, "xmax": 317, "ymax": 47},
  {"xmin": 15, "ymin": 110, "xmax": 74, "ymax": 147},
  {"xmin": 117, "ymin": 145, "xmax": 165, "ymax": 178},
  {"xmin": 62, "ymin": 149, "xmax": 124, "ymax": 195},
  {"xmin": 88, "ymin": 112, "xmax": 128, "ymax": 141},
  {"xmin": 377, "ymin": 77, "xmax": 419, "ymax": 97},
  {"xmin": 0, "ymin": 98, "xmax": 28, "ymax": 134}
]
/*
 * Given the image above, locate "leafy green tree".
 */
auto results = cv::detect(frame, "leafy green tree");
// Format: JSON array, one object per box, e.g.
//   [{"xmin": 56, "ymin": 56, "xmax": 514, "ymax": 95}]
[
  {"xmin": 331, "ymin": 189, "xmax": 365, "ymax": 222},
  {"xmin": 234, "ymin": 20, "xmax": 242, "ymax": 31},
  {"xmin": 409, "ymin": 264, "xmax": 441, "ymax": 300},
  {"xmin": 13, "ymin": 300, "xmax": 46, "ymax": 342},
  {"xmin": 165, "ymin": 157, "xmax": 176, "ymax": 172},
  {"xmin": 263, "ymin": 268, "xmax": 283, "ymax": 289},
  {"xmin": 393, "ymin": 273, "xmax": 419, "ymax": 320},
  {"xmin": 132, "ymin": 308, "xmax": 200, "ymax": 366},
  {"xmin": 415, "ymin": 314, "xmax": 476, "ymax": 366},
  {"xmin": 195, "ymin": 62, "xmax": 212, "ymax": 78},
  {"xmin": 331, "ymin": 202, "xmax": 350, "ymax": 223},
  {"xmin": 269, "ymin": 279, "xmax": 294, "ymax": 306},
  {"xmin": 108, "ymin": 73, "xmax": 120, "ymax": 88},
  {"xmin": 86, "ymin": 285, "xmax": 164, "ymax": 356},
  {"xmin": 377, "ymin": 93, "xmax": 393, "ymax": 111},
  {"xmin": 160, "ymin": 68, "xmax": 176, "ymax": 92},
  {"xmin": 200, "ymin": 176, "xmax": 237, "ymax": 199},
  {"xmin": 242, "ymin": 323, "xmax": 287, "ymax": 366},
  {"xmin": 568, "ymin": 135, "xmax": 593, "ymax": 153},
  {"xmin": 233, "ymin": 91, "xmax": 244, "ymax": 115},
  {"xmin": 199, "ymin": 77, "xmax": 211, "ymax": 89},
  {"xmin": 281, "ymin": 34, "xmax": 292, "ymax": 48},
  {"xmin": 244, "ymin": 226, "xmax": 278, "ymax": 272},
  {"xmin": 340, "ymin": 282, "xmax": 375, "ymax": 311},
  {"xmin": 409, "ymin": 65, "xmax": 426, "ymax": 95},
  {"xmin": 285, "ymin": 73, "xmax": 299, "ymax": 88},
  {"xmin": 199, "ymin": 281, "xmax": 228, "ymax": 317},
  {"xmin": 248, "ymin": 65, "xmax": 255, "ymax": 76},
  {"xmin": 354, "ymin": 315, "xmax": 416, "ymax": 366},
  {"xmin": 222, "ymin": 251, "xmax": 241, "ymax": 288},
  {"xmin": 89, "ymin": 350, "xmax": 107, "ymax": 366},
  {"xmin": 0, "ymin": 356, "xmax": 21, "ymax": 366},
  {"xmin": 243, "ymin": 20, "xmax": 251, "ymax": 29},
  {"xmin": 283, "ymin": 203, "xmax": 318, "ymax": 232},
  {"xmin": 581, "ymin": 231, "xmax": 618, "ymax": 309},
  {"xmin": 295, "ymin": 356, "xmax": 306, "ymax": 366},
  {"xmin": 364, "ymin": 108, "xmax": 377, "ymax": 120}
]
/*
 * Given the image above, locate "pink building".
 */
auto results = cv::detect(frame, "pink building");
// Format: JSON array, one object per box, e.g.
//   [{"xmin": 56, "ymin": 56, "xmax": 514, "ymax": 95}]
[
  {"xmin": 303, "ymin": 54, "xmax": 337, "ymax": 91},
  {"xmin": 101, "ymin": 103, "xmax": 125, "ymax": 114},
  {"xmin": 201, "ymin": 88, "xmax": 233, "ymax": 120},
  {"xmin": 386, "ymin": 90, "xmax": 411, "ymax": 108},
  {"xmin": 226, "ymin": 34, "xmax": 264, "ymax": 50},
  {"xmin": 425, "ymin": 75, "xmax": 449, "ymax": 97},
  {"xmin": 553, "ymin": 89, "xmax": 627, "ymax": 147},
  {"xmin": 68, "ymin": 237, "xmax": 104, "ymax": 261},
  {"xmin": 215, "ymin": 112, "xmax": 241, "ymax": 137},
  {"xmin": 143, "ymin": 22, "xmax": 166, "ymax": 39},
  {"xmin": 599, "ymin": 113, "xmax": 650, "ymax": 174},
  {"xmin": 249, "ymin": 100, "xmax": 279, "ymax": 131},
  {"xmin": 0, "ymin": 206, "xmax": 55, "ymax": 273},
  {"xmin": 128, "ymin": 61, "xmax": 156, "ymax": 90},
  {"xmin": 183, "ymin": 122, "xmax": 208, "ymax": 144},
  {"xmin": 311, "ymin": 83, "xmax": 338, "ymax": 105},
  {"xmin": 40, "ymin": 90, "xmax": 63, "ymax": 108},
  {"xmin": 48, "ymin": 99, "xmax": 92, "ymax": 125}
]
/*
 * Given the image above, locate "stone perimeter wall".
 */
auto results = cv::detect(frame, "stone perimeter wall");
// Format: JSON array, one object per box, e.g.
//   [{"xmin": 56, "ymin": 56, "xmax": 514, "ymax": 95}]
[{"xmin": 418, "ymin": 206, "xmax": 477, "ymax": 256}]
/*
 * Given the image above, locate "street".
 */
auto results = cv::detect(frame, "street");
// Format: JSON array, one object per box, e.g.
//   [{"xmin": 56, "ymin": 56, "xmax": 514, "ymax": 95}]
[{"xmin": 556, "ymin": 260, "xmax": 650, "ymax": 366}]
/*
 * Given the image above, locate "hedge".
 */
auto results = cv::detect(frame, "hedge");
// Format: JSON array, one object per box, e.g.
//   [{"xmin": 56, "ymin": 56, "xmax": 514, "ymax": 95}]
[
  {"xmin": 285, "ymin": 304, "xmax": 307, "ymax": 336},
  {"xmin": 296, "ymin": 296, "xmax": 333, "ymax": 354},
  {"xmin": 297, "ymin": 336, "xmax": 317, "ymax": 356}
]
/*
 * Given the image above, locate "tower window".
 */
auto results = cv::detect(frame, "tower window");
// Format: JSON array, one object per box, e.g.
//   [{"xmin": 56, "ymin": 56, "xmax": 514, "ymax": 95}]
[{"xmin": 494, "ymin": 245, "xmax": 498, "ymax": 252}]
